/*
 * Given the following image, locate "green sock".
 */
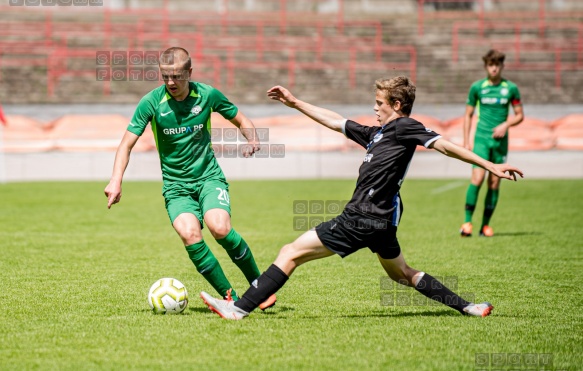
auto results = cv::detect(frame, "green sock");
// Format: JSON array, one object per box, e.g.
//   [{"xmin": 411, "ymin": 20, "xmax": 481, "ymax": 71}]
[
  {"xmin": 464, "ymin": 183, "xmax": 481, "ymax": 223},
  {"xmin": 185, "ymin": 241, "xmax": 238, "ymax": 300},
  {"xmin": 216, "ymin": 229, "xmax": 261, "ymax": 284},
  {"xmin": 482, "ymin": 188, "xmax": 499, "ymax": 227}
]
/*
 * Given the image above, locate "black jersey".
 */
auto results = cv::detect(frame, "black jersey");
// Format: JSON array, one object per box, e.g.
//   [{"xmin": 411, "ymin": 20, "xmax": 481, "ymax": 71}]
[{"xmin": 342, "ymin": 118, "xmax": 441, "ymax": 220}]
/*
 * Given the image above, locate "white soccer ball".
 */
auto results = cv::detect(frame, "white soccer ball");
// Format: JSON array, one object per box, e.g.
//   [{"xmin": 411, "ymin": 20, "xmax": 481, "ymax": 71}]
[{"xmin": 148, "ymin": 278, "xmax": 188, "ymax": 314}]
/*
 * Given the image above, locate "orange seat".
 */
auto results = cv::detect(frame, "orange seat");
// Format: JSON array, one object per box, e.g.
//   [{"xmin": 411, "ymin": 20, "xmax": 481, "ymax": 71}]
[
  {"xmin": 508, "ymin": 118, "xmax": 555, "ymax": 151},
  {"xmin": 443, "ymin": 117, "xmax": 476, "ymax": 147},
  {"xmin": 48, "ymin": 114, "xmax": 155, "ymax": 152},
  {"xmin": 2, "ymin": 115, "xmax": 54, "ymax": 152},
  {"xmin": 551, "ymin": 115, "xmax": 583, "ymax": 150},
  {"xmin": 444, "ymin": 116, "xmax": 553, "ymax": 151}
]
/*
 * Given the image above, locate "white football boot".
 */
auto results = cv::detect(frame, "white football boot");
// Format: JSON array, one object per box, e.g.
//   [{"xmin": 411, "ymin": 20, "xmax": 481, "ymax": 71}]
[
  {"xmin": 463, "ymin": 302, "xmax": 494, "ymax": 317},
  {"xmin": 200, "ymin": 291, "xmax": 249, "ymax": 320}
]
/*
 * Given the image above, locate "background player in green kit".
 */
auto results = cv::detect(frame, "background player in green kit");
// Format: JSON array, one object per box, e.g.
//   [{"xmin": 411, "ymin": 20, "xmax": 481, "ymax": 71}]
[
  {"xmin": 104, "ymin": 47, "xmax": 275, "ymax": 309},
  {"xmin": 460, "ymin": 49, "xmax": 524, "ymax": 237}
]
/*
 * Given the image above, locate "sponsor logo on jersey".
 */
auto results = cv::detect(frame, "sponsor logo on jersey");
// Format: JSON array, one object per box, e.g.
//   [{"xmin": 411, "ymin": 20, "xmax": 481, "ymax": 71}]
[
  {"xmin": 162, "ymin": 124, "xmax": 204, "ymax": 135},
  {"xmin": 364, "ymin": 153, "xmax": 373, "ymax": 163},
  {"xmin": 481, "ymin": 97, "xmax": 499, "ymax": 104},
  {"xmin": 191, "ymin": 105, "xmax": 202, "ymax": 115},
  {"xmin": 160, "ymin": 111, "xmax": 172, "ymax": 117}
]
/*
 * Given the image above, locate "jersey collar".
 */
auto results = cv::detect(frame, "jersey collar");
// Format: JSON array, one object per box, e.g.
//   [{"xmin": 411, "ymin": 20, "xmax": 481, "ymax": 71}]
[{"xmin": 160, "ymin": 82, "xmax": 199, "ymax": 103}]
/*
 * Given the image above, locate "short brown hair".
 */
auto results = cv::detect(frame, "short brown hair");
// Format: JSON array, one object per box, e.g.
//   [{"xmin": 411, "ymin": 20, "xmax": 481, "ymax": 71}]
[
  {"xmin": 159, "ymin": 47, "xmax": 191, "ymax": 70},
  {"xmin": 375, "ymin": 76, "xmax": 416, "ymax": 116},
  {"xmin": 482, "ymin": 49, "xmax": 505, "ymax": 65}
]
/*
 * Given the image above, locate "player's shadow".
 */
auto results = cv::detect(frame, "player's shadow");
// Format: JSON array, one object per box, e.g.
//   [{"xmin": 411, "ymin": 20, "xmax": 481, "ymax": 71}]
[
  {"xmin": 189, "ymin": 307, "xmax": 214, "ymax": 314},
  {"xmin": 260, "ymin": 305, "xmax": 295, "ymax": 315},
  {"xmin": 191, "ymin": 305, "xmax": 296, "ymax": 316},
  {"xmin": 492, "ymin": 231, "xmax": 542, "ymax": 237},
  {"xmin": 340, "ymin": 309, "xmax": 457, "ymax": 318}
]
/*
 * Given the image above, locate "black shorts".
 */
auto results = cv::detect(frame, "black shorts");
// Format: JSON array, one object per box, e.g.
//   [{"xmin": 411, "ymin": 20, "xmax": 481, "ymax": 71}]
[{"xmin": 315, "ymin": 210, "xmax": 401, "ymax": 259}]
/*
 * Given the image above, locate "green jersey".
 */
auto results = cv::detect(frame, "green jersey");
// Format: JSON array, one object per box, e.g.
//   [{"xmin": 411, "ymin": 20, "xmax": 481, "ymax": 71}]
[
  {"xmin": 128, "ymin": 82, "xmax": 238, "ymax": 183},
  {"xmin": 466, "ymin": 78, "xmax": 521, "ymax": 140}
]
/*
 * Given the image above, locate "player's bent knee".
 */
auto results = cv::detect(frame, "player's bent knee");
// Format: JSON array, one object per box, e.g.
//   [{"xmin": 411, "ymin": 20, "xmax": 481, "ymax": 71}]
[
  {"xmin": 177, "ymin": 228, "xmax": 203, "ymax": 244},
  {"xmin": 208, "ymin": 224, "xmax": 230, "ymax": 240},
  {"xmin": 278, "ymin": 243, "xmax": 303, "ymax": 262}
]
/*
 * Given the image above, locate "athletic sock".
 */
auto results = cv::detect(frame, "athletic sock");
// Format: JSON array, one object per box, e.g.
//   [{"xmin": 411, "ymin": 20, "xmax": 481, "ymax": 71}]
[
  {"xmin": 482, "ymin": 188, "xmax": 499, "ymax": 227},
  {"xmin": 414, "ymin": 273, "xmax": 470, "ymax": 314},
  {"xmin": 234, "ymin": 264, "xmax": 288, "ymax": 313},
  {"xmin": 464, "ymin": 183, "xmax": 481, "ymax": 223},
  {"xmin": 185, "ymin": 241, "xmax": 239, "ymax": 300},
  {"xmin": 216, "ymin": 228, "xmax": 261, "ymax": 284}
]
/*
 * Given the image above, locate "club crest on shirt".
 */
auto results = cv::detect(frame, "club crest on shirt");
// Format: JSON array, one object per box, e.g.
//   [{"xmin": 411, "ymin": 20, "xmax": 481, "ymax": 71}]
[
  {"xmin": 373, "ymin": 132, "xmax": 383, "ymax": 143},
  {"xmin": 191, "ymin": 105, "xmax": 202, "ymax": 115},
  {"xmin": 500, "ymin": 88, "xmax": 509, "ymax": 96}
]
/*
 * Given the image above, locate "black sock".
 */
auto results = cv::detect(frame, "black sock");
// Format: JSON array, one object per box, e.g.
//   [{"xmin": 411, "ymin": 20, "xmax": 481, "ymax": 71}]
[
  {"xmin": 414, "ymin": 273, "xmax": 470, "ymax": 314},
  {"xmin": 234, "ymin": 264, "xmax": 289, "ymax": 313}
]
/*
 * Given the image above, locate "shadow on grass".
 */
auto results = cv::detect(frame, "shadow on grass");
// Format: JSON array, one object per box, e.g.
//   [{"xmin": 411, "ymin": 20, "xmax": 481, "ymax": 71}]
[
  {"xmin": 259, "ymin": 309, "xmax": 459, "ymax": 320},
  {"xmin": 260, "ymin": 305, "xmax": 295, "ymax": 315},
  {"xmin": 492, "ymin": 231, "xmax": 542, "ymax": 237},
  {"xmin": 339, "ymin": 309, "xmax": 458, "ymax": 318},
  {"xmin": 189, "ymin": 305, "xmax": 296, "ymax": 316},
  {"xmin": 189, "ymin": 307, "xmax": 213, "ymax": 314}
]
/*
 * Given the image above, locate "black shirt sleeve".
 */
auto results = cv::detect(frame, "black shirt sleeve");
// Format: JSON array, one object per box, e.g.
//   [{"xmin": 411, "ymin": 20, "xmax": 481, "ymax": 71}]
[
  {"xmin": 344, "ymin": 120, "xmax": 379, "ymax": 149},
  {"xmin": 395, "ymin": 117, "xmax": 441, "ymax": 148}
]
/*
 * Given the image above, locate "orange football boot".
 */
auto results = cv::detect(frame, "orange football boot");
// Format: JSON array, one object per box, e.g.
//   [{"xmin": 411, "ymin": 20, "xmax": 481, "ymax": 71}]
[
  {"xmin": 480, "ymin": 225, "xmax": 494, "ymax": 237},
  {"xmin": 460, "ymin": 222, "xmax": 473, "ymax": 237}
]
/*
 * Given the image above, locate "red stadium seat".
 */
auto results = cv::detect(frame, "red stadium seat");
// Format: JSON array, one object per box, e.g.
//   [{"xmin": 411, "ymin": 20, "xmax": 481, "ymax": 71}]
[
  {"xmin": 508, "ymin": 118, "xmax": 555, "ymax": 151},
  {"xmin": 445, "ymin": 116, "xmax": 554, "ymax": 151},
  {"xmin": 2, "ymin": 115, "xmax": 53, "ymax": 153},
  {"xmin": 551, "ymin": 114, "xmax": 583, "ymax": 150},
  {"xmin": 48, "ymin": 115, "xmax": 155, "ymax": 152}
]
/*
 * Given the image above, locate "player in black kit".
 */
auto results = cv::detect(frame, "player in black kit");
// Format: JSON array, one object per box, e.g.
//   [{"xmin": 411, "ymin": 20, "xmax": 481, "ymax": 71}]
[{"xmin": 200, "ymin": 76, "xmax": 523, "ymax": 320}]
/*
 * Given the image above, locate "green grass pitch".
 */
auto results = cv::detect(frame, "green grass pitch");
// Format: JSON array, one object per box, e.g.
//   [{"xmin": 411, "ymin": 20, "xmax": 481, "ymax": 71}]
[{"xmin": 0, "ymin": 179, "xmax": 581, "ymax": 370}]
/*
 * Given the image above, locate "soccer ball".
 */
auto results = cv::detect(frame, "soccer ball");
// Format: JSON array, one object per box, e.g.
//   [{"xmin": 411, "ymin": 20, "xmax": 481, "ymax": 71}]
[{"xmin": 147, "ymin": 278, "xmax": 188, "ymax": 314}]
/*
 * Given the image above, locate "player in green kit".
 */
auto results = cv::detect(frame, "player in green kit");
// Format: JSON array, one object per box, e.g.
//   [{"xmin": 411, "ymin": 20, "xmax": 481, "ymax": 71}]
[
  {"xmin": 460, "ymin": 49, "xmax": 524, "ymax": 237},
  {"xmin": 104, "ymin": 47, "xmax": 275, "ymax": 309}
]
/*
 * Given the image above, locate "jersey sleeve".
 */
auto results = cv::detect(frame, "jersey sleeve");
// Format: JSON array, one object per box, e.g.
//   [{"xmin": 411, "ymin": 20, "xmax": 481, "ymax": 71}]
[
  {"xmin": 466, "ymin": 82, "xmax": 479, "ymax": 107},
  {"xmin": 209, "ymin": 87, "xmax": 238, "ymax": 120},
  {"xmin": 510, "ymin": 84, "xmax": 522, "ymax": 106},
  {"xmin": 127, "ymin": 94, "xmax": 155, "ymax": 136},
  {"xmin": 395, "ymin": 118, "xmax": 442, "ymax": 148},
  {"xmin": 343, "ymin": 120, "xmax": 378, "ymax": 149}
]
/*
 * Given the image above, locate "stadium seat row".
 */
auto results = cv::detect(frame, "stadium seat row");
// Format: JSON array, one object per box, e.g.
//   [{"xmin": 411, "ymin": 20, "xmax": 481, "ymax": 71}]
[{"xmin": 1, "ymin": 113, "xmax": 582, "ymax": 153}]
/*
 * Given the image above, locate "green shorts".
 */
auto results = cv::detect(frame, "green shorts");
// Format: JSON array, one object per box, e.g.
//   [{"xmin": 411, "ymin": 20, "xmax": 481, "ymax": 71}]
[
  {"xmin": 472, "ymin": 136, "xmax": 508, "ymax": 167},
  {"xmin": 162, "ymin": 179, "xmax": 231, "ymax": 225}
]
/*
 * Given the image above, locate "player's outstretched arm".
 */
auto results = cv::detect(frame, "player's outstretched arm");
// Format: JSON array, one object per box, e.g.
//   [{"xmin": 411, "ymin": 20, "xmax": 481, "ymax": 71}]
[
  {"xmin": 229, "ymin": 111, "xmax": 260, "ymax": 157},
  {"xmin": 430, "ymin": 138, "xmax": 524, "ymax": 181},
  {"xmin": 267, "ymin": 85, "xmax": 346, "ymax": 133},
  {"xmin": 104, "ymin": 130, "xmax": 140, "ymax": 208}
]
